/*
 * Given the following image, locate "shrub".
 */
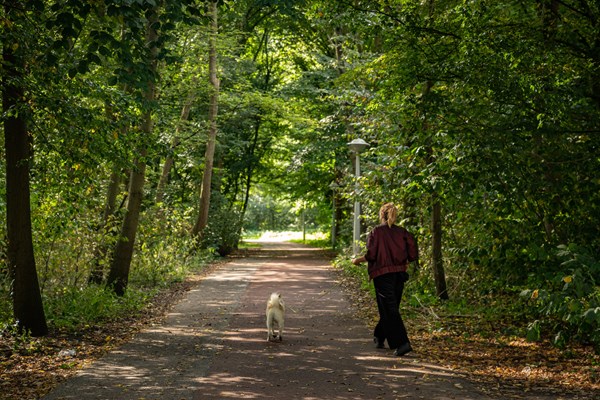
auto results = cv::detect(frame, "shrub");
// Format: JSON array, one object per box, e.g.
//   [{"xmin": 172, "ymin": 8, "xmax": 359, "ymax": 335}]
[
  {"xmin": 0, "ymin": 274, "xmax": 13, "ymax": 327},
  {"xmin": 200, "ymin": 193, "xmax": 242, "ymax": 257},
  {"xmin": 333, "ymin": 244, "xmax": 373, "ymax": 295},
  {"xmin": 44, "ymin": 285, "xmax": 152, "ymax": 330},
  {"xmin": 521, "ymin": 244, "xmax": 600, "ymax": 349}
]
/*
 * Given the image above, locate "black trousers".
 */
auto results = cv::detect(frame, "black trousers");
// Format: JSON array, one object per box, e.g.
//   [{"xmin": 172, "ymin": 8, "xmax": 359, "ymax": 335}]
[{"xmin": 373, "ymin": 271, "xmax": 409, "ymax": 350}]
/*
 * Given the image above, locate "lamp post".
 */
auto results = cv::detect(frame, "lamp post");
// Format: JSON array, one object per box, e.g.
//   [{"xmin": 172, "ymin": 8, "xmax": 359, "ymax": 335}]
[
  {"xmin": 329, "ymin": 182, "xmax": 339, "ymax": 250},
  {"xmin": 347, "ymin": 138, "xmax": 369, "ymax": 256}
]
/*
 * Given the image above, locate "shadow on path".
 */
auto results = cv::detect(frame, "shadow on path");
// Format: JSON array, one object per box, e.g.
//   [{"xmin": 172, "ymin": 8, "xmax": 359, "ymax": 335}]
[{"xmin": 43, "ymin": 241, "xmax": 558, "ymax": 400}]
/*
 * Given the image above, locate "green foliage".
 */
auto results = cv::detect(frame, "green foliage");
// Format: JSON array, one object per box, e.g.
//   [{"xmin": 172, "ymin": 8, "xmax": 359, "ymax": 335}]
[
  {"xmin": 521, "ymin": 245, "xmax": 600, "ymax": 349},
  {"xmin": 333, "ymin": 254, "xmax": 373, "ymax": 295},
  {"xmin": 0, "ymin": 274, "xmax": 12, "ymax": 326},
  {"xmin": 289, "ymin": 235, "xmax": 331, "ymax": 249},
  {"xmin": 44, "ymin": 285, "xmax": 152, "ymax": 331},
  {"xmin": 1, "ymin": 225, "xmax": 214, "ymax": 332},
  {"xmin": 2, "ymin": 0, "xmax": 599, "ymax": 353},
  {"xmin": 310, "ymin": 0, "xmax": 600, "ymax": 350},
  {"xmin": 200, "ymin": 193, "xmax": 243, "ymax": 257},
  {"xmin": 130, "ymin": 228, "xmax": 212, "ymax": 287},
  {"xmin": 243, "ymin": 190, "xmax": 297, "ymax": 231},
  {"xmin": 0, "ymin": 323, "xmax": 40, "ymax": 356}
]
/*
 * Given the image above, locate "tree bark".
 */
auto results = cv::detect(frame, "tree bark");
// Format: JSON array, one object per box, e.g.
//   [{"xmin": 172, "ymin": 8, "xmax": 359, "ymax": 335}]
[
  {"xmin": 155, "ymin": 89, "xmax": 196, "ymax": 205},
  {"xmin": 192, "ymin": 0, "xmax": 220, "ymax": 239},
  {"xmin": 241, "ymin": 116, "xmax": 261, "ymax": 219},
  {"xmin": 106, "ymin": 6, "xmax": 159, "ymax": 296},
  {"xmin": 88, "ymin": 168, "xmax": 122, "ymax": 284},
  {"xmin": 431, "ymin": 195, "xmax": 448, "ymax": 299},
  {"xmin": 3, "ymin": 0, "xmax": 48, "ymax": 336},
  {"xmin": 422, "ymin": 76, "xmax": 448, "ymax": 300},
  {"xmin": 107, "ymin": 156, "xmax": 147, "ymax": 296}
]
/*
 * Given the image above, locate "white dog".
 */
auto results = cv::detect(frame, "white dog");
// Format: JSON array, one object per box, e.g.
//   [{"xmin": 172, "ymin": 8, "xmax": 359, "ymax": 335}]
[{"xmin": 266, "ymin": 292, "xmax": 285, "ymax": 341}]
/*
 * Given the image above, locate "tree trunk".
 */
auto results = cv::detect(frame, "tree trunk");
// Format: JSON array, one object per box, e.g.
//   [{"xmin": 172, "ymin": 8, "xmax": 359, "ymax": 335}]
[
  {"xmin": 107, "ymin": 157, "xmax": 146, "ymax": 296},
  {"xmin": 3, "ymin": 0, "xmax": 48, "ymax": 336},
  {"xmin": 88, "ymin": 168, "xmax": 122, "ymax": 284},
  {"xmin": 106, "ymin": 6, "xmax": 159, "ymax": 296},
  {"xmin": 155, "ymin": 89, "xmax": 196, "ymax": 205},
  {"xmin": 431, "ymin": 196, "xmax": 448, "ymax": 299},
  {"xmin": 423, "ymin": 74, "xmax": 449, "ymax": 300},
  {"xmin": 334, "ymin": 26, "xmax": 345, "ymax": 74},
  {"xmin": 241, "ymin": 116, "xmax": 261, "ymax": 219},
  {"xmin": 192, "ymin": 0, "xmax": 220, "ymax": 239}
]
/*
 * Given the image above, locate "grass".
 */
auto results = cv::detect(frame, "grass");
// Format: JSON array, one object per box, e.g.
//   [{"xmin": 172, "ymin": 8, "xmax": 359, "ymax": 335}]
[
  {"xmin": 288, "ymin": 231, "xmax": 333, "ymax": 249},
  {"xmin": 43, "ymin": 285, "xmax": 154, "ymax": 331},
  {"xmin": 237, "ymin": 240, "xmax": 262, "ymax": 249}
]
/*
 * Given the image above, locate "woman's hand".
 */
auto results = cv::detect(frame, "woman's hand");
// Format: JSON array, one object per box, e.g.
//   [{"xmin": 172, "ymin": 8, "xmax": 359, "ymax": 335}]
[{"xmin": 352, "ymin": 256, "xmax": 366, "ymax": 265}]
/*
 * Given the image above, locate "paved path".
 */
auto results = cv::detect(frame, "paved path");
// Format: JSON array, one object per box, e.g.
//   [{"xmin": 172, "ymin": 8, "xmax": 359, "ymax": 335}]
[{"xmin": 42, "ymin": 241, "xmax": 558, "ymax": 399}]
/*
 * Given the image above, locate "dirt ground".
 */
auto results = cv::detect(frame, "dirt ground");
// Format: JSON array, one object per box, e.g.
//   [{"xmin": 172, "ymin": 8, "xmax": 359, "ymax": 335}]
[{"xmin": 40, "ymin": 241, "xmax": 592, "ymax": 400}]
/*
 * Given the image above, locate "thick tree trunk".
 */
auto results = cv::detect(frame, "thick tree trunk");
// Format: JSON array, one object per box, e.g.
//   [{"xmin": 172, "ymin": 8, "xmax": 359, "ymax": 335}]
[
  {"xmin": 192, "ymin": 0, "xmax": 220, "ymax": 239},
  {"xmin": 3, "ymin": 1, "xmax": 48, "ymax": 336},
  {"xmin": 107, "ymin": 6, "xmax": 159, "ymax": 296}
]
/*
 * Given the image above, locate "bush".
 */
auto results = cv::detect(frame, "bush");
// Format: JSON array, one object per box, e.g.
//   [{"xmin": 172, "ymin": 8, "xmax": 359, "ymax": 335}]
[
  {"xmin": 200, "ymin": 193, "xmax": 242, "ymax": 257},
  {"xmin": 0, "ymin": 274, "xmax": 12, "ymax": 326},
  {"xmin": 334, "ymin": 257, "xmax": 373, "ymax": 293},
  {"xmin": 521, "ymin": 244, "xmax": 600, "ymax": 349},
  {"xmin": 44, "ymin": 285, "xmax": 152, "ymax": 330},
  {"xmin": 130, "ymin": 234, "xmax": 209, "ymax": 288}
]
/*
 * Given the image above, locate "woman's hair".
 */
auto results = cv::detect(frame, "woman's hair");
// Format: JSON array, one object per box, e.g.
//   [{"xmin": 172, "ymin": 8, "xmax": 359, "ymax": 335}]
[{"xmin": 379, "ymin": 202, "xmax": 398, "ymax": 227}]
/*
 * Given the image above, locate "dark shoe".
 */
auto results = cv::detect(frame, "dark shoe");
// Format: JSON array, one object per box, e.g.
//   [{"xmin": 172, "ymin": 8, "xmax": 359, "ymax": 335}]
[
  {"xmin": 393, "ymin": 342, "xmax": 413, "ymax": 356},
  {"xmin": 373, "ymin": 336, "xmax": 385, "ymax": 349}
]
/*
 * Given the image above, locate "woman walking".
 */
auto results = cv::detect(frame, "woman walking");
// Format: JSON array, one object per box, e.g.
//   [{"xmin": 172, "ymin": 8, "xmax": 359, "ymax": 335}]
[{"xmin": 352, "ymin": 203, "xmax": 419, "ymax": 356}]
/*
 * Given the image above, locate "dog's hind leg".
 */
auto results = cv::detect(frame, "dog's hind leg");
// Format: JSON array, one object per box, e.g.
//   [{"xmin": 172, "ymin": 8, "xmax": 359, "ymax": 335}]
[
  {"xmin": 278, "ymin": 319, "xmax": 284, "ymax": 341},
  {"xmin": 266, "ymin": 314, "xmax": 273, "ymax": 341}
]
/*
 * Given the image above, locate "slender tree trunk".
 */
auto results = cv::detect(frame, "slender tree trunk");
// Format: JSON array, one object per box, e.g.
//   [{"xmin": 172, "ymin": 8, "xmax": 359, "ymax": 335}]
[
  {"xmin": 421, "ymin": 0, "xmax": 448, "ymax": 300},
  {"xmin": 107, "ymin": 6, "xmax": 159, "ymax": 296},
  {"xmin": 423, "ymin": 76, "xmax": 448, "ymax": 300},
  {"xmin": 334, "ymin": 26, "xmax": 345, "ymax": 74},
  {"xmin": 107, "ymin": 156, "xmax": 146, "ymax": 296},
  {"xmin": 192, "ymin": 0, "xmax": 220, "ymax": 239},
  {"xmin": 88, "ymin": 168, "xmax": 122, "ymax": 284},
  {"xmin": 155, "ymin": 89, "xmax": 196, "ymax": 205},
  {"xmin": 241, "ymin": 116, "xmax": 261, "ymax": 219},
  {"xmin": 431, "ymin": 195, "xmax": 448, "ymax": 299},
  {"xmin": 3, "ymin": 0, "xmax": 48, "ymax": 336},
  {"xmin": 239, "ymin": 25, "xmax": 276, "ymax": 226}
]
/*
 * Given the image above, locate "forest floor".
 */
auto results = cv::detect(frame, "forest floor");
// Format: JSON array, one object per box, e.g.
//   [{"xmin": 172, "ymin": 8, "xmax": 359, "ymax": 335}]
[{"xmin": 1, "ymin": 240, "xmax": 599, "ymax": 399}]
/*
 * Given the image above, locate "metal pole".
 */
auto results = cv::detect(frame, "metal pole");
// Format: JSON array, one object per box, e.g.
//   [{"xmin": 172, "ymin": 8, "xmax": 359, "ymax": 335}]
[
  {"xmin": 353, "ymin": 152, "xmax": 361, "ymax": 256},
  {"xmin": 347, "ymin": 138, "xmax": 368, "ymax": 257},
  {"xmin": 331, "ymin": 191, "xmax": 336, "ymax": 250},
  {"xmin": 302, "ymin": 206, "xmax": 306, "ymax": 242}
]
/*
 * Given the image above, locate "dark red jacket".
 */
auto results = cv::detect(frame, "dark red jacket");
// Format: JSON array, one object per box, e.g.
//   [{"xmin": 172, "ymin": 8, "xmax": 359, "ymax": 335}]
[{"xmin": 364, "ymin": 224, "xmax": 419, "ymax": 279}]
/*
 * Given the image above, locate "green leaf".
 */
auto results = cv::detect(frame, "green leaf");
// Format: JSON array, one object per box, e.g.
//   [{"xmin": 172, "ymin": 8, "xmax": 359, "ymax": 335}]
[{"xmin": 526, "ymin": 320, "xmax": 541, "ymax": 342}]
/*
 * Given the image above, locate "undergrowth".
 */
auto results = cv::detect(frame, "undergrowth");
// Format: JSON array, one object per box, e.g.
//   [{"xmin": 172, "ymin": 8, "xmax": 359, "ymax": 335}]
[
  {"xmin": 0, "ymin": 233, "xmax": 215, "ymax": 337},
  {"xmin": 43, "ymin": 285, "xmax": 154, "ymax": 331}
]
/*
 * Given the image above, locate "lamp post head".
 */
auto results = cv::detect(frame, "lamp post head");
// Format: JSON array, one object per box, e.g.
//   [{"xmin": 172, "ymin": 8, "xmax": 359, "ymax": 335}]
[{"xmin": 347, "ymin": 138, "xmax": 369, "ymax": 154}]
